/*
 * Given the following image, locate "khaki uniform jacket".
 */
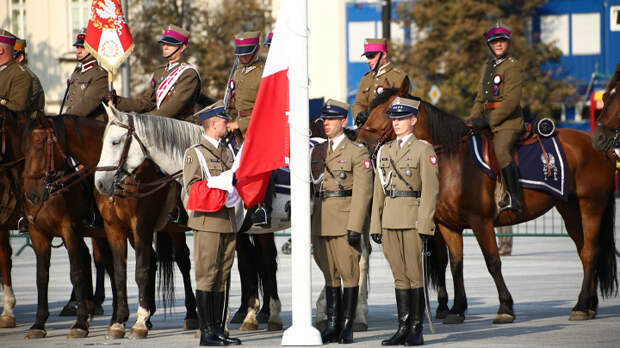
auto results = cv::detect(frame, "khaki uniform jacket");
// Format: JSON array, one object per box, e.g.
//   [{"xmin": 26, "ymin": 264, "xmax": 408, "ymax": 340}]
[
  {"xmin": 64, "ymin": 60, "xmax": 108, "ymax": 120},
  {"xmin": 370, "ymin": 135, "xmax": 439, "ymax": 236},
  {"xmin": 0, "ymin": 59, "xmax": 32, "ymax": 112},
  {"xmin": 183, "ymin": 137, "xmax": 237, "ymax": 233},
  {"xmin": 24, "ymin": 66, "xmax": 45, "ymax": 113},
  {"xmin": 311, "ymin": 136, "xmax": 373, "ymax": 236},
  {"xmin": 352, "ymin": 62, "xmax": 408, "ymax": 121},
  {"xmin": 225, "ymin": 58, "xmax": 264, "ymax": 137},
  {"xmin": 117, "ymin": 62, "xmax": 200, "ymax": 119},
  {"xmin": 469, "ymin": 56, "xmax": 525, "ymax": 133}
]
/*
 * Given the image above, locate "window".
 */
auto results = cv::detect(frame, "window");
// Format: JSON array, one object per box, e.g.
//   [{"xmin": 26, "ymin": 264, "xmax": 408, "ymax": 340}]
[
  {"xmin": 540, "ymin": 14, "xmax": 569, "ymax": 55},
  {"xmin": 610, "ymin": 6, "xmax": 620, "ymax": 32},
  {"xmin": 70, "ymin": 0, "xmax": 90, "ymax": 47},
  {"xmin": 571, "ymin": 13, "xmax": 600, "ymax": 55},
  {"xmin": 10, "ymin": 0, "xmax": 26, "ymax": 38}
]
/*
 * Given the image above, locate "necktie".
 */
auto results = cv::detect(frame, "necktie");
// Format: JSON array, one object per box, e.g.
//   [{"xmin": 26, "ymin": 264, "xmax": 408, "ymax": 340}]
[
  {"xmin": 397, "ymin": 139, "xmax": 402, "ymax": 148},
  {"xmin": 328, "ymin": 140, "xmax": 334, "ymax": 154}
]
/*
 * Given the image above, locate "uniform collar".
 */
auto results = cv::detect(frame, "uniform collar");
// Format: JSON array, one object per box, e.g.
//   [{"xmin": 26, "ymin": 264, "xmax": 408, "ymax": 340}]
[
  {"xmin": 202, "ymin": 133, "xmax": 221, "ymax": 149},
  {"xmin": 492, "ymin": 56, "xmax": 507, "ymax": 66},
  {"xmin": 242, "ymin": 57, "xmax": 261, "ymax": 74},
  {"xmin": 0, "ymin": 59, "xmax": 14, "ymax": 72},
  {"xmin": 166, "ymin": 61, "xmax": 181, "ymax": 71},
  {"xmin": 81, "ymin": 60, "xmax": 96, "ymax": 73},
  {"xmin": 396, "ymin": 133, "xmax": 413, "ymax": 147},
  {"xmin": 329, "ymin": 133, "xmax": 346, "ymax": 151},
  {"xmin": 376, "ymin": 62, "xmax": 393, "ymax": 77}
]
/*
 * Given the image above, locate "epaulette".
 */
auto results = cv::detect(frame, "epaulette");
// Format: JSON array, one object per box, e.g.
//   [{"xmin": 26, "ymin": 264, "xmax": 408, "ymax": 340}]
[
  {"xmin": 17, "ymin": 65, "xmax": 26, "ymax": 72},
  {"xmin": 363, "ymin": 71, "xmax": 371, "ymax": 77},
  {"xmin": 418, "ymin": 139, "xmax": 431, "ymax": 146}
]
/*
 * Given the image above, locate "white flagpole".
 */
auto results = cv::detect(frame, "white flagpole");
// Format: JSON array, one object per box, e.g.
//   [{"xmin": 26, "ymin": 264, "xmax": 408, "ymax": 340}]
[{"xmin": 281, "ymin": 0, "xmax": 322, "ymax": 345}]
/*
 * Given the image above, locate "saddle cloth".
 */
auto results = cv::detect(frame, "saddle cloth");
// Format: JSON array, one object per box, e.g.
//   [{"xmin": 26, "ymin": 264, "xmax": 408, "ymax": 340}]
[{"xmin": 469, "ymin": 132, "xmax": 568, "ymax": 201}]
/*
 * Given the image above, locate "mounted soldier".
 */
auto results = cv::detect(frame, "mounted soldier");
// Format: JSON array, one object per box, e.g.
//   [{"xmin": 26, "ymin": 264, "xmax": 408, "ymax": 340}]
[
  {"xmin": 370, "ymin": 97, "xmax": 439, "ymax": 346},
  {"xmin": 468, "ymin": 23, "xmax": 525, "ymax": 214},
  {"xmin": 13, "ymin": 38, "xmax": 45, "ymax": 115},
  {"xmin": 352, "ymin": 38, "xmax": 409, "ymax": 128},
  {"xmin": 0, "ymin": 29, "xmax": 32, "ymax": 116},
  {"xmin": 106, "ymin": 24, "xmax": 200, "ymax": 120},
  {"xmin": 62, "ymin": 29, "xmax": 108, "ymax": 120},
  {"xmin": 311, "ymin": 99, "xmax": 373, "ymax": 344}
]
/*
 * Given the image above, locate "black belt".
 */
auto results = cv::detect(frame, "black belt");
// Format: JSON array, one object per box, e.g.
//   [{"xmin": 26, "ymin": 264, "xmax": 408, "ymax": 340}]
[
  {"xmin": 386, "ymin": 190, "xmax": 420, "ymax": 198},
  {"xmin": 315, "ymin": 189, "xmax": 353, "ymax": 199}
]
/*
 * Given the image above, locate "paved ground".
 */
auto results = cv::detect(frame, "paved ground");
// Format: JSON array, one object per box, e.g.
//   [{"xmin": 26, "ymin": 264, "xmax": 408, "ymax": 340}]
[{"xmin": 1, "ymin": 219, "xmax": 619, "ymax": 347}]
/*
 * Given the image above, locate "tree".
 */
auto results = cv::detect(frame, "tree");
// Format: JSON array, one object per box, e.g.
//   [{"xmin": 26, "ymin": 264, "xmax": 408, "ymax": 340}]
[
  {"xmin": 393, "ymin": 0, "xmax": 576, "ymax": 118},
  {"xmin": 128, "ymin": 0, "xmax": 272, "ymax": 100}
]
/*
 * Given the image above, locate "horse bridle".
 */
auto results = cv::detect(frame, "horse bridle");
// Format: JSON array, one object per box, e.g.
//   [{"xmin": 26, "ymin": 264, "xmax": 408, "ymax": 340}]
[{"xmin": 360, "ymin": 123, "xmax": 395, "ymax": 169}]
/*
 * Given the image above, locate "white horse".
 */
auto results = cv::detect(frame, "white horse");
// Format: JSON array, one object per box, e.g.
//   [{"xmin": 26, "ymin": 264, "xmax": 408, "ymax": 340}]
[{"xmin": 94, "ymin": 104, "xmax": 284, "ymax": 331}]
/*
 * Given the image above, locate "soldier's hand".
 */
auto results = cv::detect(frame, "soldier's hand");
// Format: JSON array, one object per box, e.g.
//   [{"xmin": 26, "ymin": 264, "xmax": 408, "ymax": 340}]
[
  {"xmin": 347, "ymin": 230, "xmax": 361, "ymax": 247},
  {"xmin": 103, "ymin": 89, "xmax": 118, "ymax": 105},
  {"xmin": 469, "ymin": 117, "xmax": 489, "ymax": 131},
  {"xmin": 371, "ymin": 234, "xmax": 382, "ymax": 245},
  {"xmin": 355, "ymin": 111, "xmax": 369, "ymax": 128}
]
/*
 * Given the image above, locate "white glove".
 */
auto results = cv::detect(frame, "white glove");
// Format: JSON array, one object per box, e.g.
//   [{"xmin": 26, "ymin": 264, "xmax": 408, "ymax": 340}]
[
  {"xmin": 207, "ymin": 169, "xmax": 234, "ymax": 192},
  {"xmin": 225, "ymin": 187, "xmax": 242, "ymax": 208}
]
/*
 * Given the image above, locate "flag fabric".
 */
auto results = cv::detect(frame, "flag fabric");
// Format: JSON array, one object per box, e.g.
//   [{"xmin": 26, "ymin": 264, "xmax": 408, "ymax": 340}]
[
  {"xmin": 85, "ymin": 0, "xmax": 134, "ymax": 73},
  {"xmin": 234, "ymin": 1, "xmax": 291, "ymax": 208},
  {"xmin": 186, "ymin": 180, "xmax": 227, "ymax": 212}
]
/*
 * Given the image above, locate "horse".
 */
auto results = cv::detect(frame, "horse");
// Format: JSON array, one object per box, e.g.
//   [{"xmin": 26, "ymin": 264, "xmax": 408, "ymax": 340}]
[
  {"xmin": 24, "ymin": 113, "xmax": 198, "ymax": 339},
  {"xmin": 94, "ymin": 105, "xmax": 285, "ymax": 331},
  {"xmin": 591, "ymin": 61, "xmax": 620, "ymax": 156},
  {"xmin": 357, "ymin": 83, "xmax": 618, "ymax": 324}
]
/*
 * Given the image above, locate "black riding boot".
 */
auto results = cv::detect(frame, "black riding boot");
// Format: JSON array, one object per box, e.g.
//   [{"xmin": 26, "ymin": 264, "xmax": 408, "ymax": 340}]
[
  {"xmin": 381, "ymin": 289, "xmax": 410, "ymax": 345},
  {"xmin": 339, "ymin": 286, "xmax": 358, "ymax": 344},
  {"xmin": 321, "ymin": 286, "xmax": 341, "ymax": 343},
  {"xmin": 499, "ymin": 161, "xmax": 523, "ymax": 214},
  {"xmin": 404, "ymin": 288, "xmax": 424, "ymax": 346},
  {"xmin": 196, "ymin": 290, "xmax": 225, "ymax": 346},
  {"xmin": 213, "ymin": 292, "xmax": 241, "ymax": 345}
]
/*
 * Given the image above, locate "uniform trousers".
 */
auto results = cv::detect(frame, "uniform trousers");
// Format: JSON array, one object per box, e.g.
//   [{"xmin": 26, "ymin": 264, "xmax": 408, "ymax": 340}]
[
  {"xmin": 493, "ymin": 129, "xmax": 522, "ymax": 168},
  {"xmin": 312, "ymin": 235, "xmax": 361, "ymax": 288},
  {"xmin": 194, "ymin": 231, "xmax": 236, "ymax": 292},
  {"xmin": 382, "ymin": 228, "xmax": 423, "ymax": 289}
]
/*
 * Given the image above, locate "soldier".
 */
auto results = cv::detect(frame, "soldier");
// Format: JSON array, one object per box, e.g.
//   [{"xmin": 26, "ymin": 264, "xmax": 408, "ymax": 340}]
[
  {"xmin": 0, "ymin": 29, "xmax": 32, "ymax": 114},
  {"xmin": 468, "ymin": 23, "xmax": 525, "ymax": 214},
  {"xmin": 106, "ymin": 24, "xmax": 200, "ymax": 120},
  {"xmin": 352, "ymin": 38, "xmax": 409, "ymax": 128},
  {"xmin": 183, "ymin": 100, "xmax": 241, "ymax": 346},
  {"xmin": 62, "ymin": 30, "xmax": 108, "ymax": 120},
  {"xmin": 370, "ymin": 97, "xmax": 439, "ymax": 346},
  {"xmin": 311, "ymin": 99, "xmax": 373, "ymax": 344},
  {"xmin": 13, "ymin": 38, "xmax": 45, "ymax": 114}
]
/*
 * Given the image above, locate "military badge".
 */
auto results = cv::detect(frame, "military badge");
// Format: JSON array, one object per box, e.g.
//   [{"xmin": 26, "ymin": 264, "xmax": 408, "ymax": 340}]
[
  {"xmin": 185, "ymin": 155, "xmax": 192, "ymax": 165},
  {"xmin": 229, "ymin": 80, "xmax": 235, "ymax": 91},
  {"xmin": 493, "ymin": 74, "xmax": 502, "ymax": 96},
  {"xmin": 81, "ymin": 84, "xmax": 87, "ymax": 90},
  {"xmin": 364, "ymin": 160, "xmax": 371, "ymax": 169},
  {"xmin": 151, "ymin": 77, "xmax": 156, "ymax": 89},
  {"xmin": 405, "ymin": 169, "xmax": 412, "ymax": 177},
  {"xmin": 376, "ymin": 85, "xmax": 384, "ymax": 95},
  {"xmin": 429, "ymin": 155, "xmax": 437, "ymax": 165},
  {"xmin": 339, "ymin": 172, "xmax": 347, "ymax": 179}
]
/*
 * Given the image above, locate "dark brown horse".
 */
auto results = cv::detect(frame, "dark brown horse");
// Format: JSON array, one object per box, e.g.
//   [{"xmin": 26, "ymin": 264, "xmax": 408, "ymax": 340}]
[
  {"xmin": 357, "ymin": 84, "xmax": 618, "ymax": 324},
  {"xmin": 24, "ymin": 113, "xmax": 198, "ymax": 339},
  {"xmin": 591, "ymin": 61, "xmax": 620, "ymax": 155}
]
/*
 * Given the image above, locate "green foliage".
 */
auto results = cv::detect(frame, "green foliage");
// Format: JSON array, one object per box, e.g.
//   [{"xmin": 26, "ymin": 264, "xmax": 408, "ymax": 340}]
[
  {"xmin": 128, "ymin": 0, "xmax": 272, "ymax": 100},
  {"xmin": 392, "ymin": 0, "xmax": 577, "ymax": 118}
]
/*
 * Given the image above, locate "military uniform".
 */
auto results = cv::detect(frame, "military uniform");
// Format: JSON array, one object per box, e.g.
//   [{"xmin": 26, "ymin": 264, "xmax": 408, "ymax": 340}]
[
  {"xmin": 13, "ymin": 39, "xmax": 45, "ymax": 114},
  {"xmin": 352, "ymin": 38, "xmax": 409, "ymax": 124},
  {"xmin": 115, "ymin": 25, "xmax": 200, "ymax": 119},
  {"xmin": 0, "ymin": 58, "xmax": 32, "ymax": 113},
  {"xmin": 64, "ymin": 60, "xmax": 108, "ymax": 120},
  {"xmin": 371, "ymin": 97, "xmax": 438, "ymax": 346}
]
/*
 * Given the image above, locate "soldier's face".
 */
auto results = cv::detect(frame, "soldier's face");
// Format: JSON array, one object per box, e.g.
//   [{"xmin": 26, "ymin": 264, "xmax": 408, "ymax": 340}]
[
  {"xmin": 162, "ymin": 43, "xmax": 186, "ymax": 61},
  {"xmin": 392, "ymin": 116, "xmax": 417, "ymax": 137},
  {"xmin": 323, "ymin": 117, "xmax": 346, "ymax": 139},
  {"xmin": 239, "ymin": 52, "xmax": 255, "ymax": 65},
  {"xmin": 76, "ymin": 46, "xmax": 89, "ymax": 60},
  {"xmin": 489, "ymin": 38, "xmax": 509, "ymax": 57},
  {"xmin": 207, "ymin": 116, "xmax": 229, "ymax": 138}
]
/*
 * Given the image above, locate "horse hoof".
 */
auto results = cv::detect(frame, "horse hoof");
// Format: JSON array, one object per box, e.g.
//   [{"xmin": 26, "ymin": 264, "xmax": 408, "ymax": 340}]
[
  {"xmin": 353, "ymin": 322, "xmax": 368, "ymax": 332},
  {"xmin": 568, "ymin": 310, "xmax": 589, "ymax": 321},
  {"xmin": 184, "ymin": 318, "xmax": 199, "ymax": 330},
  {"xmin": 69, "ymin": 328, "xmax": 89, "ymax": 338},
  {"xmin": 315, "ymin": 320, "xmax": 327, "ymax": 332},
  {"xmin": 145, "ymin": 319, "xmax": 153, "ymax": 330},
  {"xmin": 267, "ymin": 321, "xmax": 283, "ymax": 331},
  {"xmin": 59, "ymin": 301, "xmax": 78, "ymax": 317},
  {"xmin": 257, "ymin": 311, "xmax": 269, "ymax": 324},
  {"xmin": 435, "ymin": 307, "xmax": 449, "ymax": 320},
  {"xmin": 25, "ymin": 329, "xmax": 47, "ymax": 339},
  {"xmin": 194, "ymin": 330, "xmax": 200, "ymax": 339},
  {"xmin": 443, "ymin": 313, "xmax": 465, "ymax": 324},
  {"xmin": 492, "ymin": 313, "xmax": 515, "ymax": 324},
  {"xmin": 106, "ymin": 323, "xmax": 126, "ymax": 339},
  {"xmin": 0, "ymin": 315, "xmax": 16, "ymax": 328},
  {"xmin": 588, "ymin": 310, "xmax": 596, "ymax": 319},
  {"xmin": 129, "ymin": 327, "xmax": 149, "ymax": 339},
  {"xmin": 230, "ymin": 309, "xmax": 246, "ymax": 324},
  {"xmin": 240, "ymin": 320, "xmax": 259, "ymax": 331}
]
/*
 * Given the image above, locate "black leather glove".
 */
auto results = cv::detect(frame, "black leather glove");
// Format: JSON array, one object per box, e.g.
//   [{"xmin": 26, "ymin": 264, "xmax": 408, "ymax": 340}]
[
  {"xmin": 355, "ymin": 111, "xmax": 369, "ymax": 128},
  {"xmin": 103, "ymin": 89, "xmax": 119, "ymax": 105},
  {"xmin": 347, "ymin": 230, "xmax": 361, "ymax": 247},
  {"xmin": 420, "ymin": 234, "xmax": 432, "ymax": 244},
  {"xmin": 470, "ymin": 117, "xmax": 489, "ymax": 131},
  {"xmin": 371, "ymin": 234, "xmax": 382, "ymax": 245}
]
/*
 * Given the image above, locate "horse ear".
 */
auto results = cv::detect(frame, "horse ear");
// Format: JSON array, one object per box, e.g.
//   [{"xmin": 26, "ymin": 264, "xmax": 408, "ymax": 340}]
[
  {"xmin": 103, "ymin": 102, "xmax": 120, "ymax": 122},
  {"xmin": 399, "ymin": 77, "xmax": 411, "ymax": 96}
]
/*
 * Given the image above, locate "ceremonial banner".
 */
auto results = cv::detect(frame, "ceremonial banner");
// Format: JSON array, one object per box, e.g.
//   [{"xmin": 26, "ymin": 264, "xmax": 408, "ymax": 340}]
[
  {"xmin": 84, "ymin": 0, "xmax": 134, "ymax": 73},
  {"xmin": 234, "ymin": 6, "xmax": 291, "ymax": 209}
]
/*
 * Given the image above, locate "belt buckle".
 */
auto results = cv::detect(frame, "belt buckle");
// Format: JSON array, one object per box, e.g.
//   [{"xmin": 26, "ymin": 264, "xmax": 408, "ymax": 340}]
[{"xmin": 389, "ymin": 190, "xmax": 396, "ymax": 198}]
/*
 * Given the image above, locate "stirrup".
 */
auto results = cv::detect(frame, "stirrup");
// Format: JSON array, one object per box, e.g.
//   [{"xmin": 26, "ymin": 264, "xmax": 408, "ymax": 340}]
[
  {"xmin": 498, "ymin": 192, "xmax": 513, "ymax": 212},
  {"xmin": 18, "ymin": 216, "xmax": 29, "ymax": 234},
  {"xmin": 252, "ymin": 206, "xmax": 271, "ymax": 228}
]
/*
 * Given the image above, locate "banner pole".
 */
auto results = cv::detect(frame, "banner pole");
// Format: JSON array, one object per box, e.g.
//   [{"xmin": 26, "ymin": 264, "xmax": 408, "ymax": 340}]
[{"xmin": 108, "ymin": 71, "xmax": 114, "ymax": 106}]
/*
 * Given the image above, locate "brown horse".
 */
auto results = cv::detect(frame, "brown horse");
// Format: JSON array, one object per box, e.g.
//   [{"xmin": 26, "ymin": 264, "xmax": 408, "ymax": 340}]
[
  {"xmin": 591, "ymin": 61, "xmax": 620, "ymax": 155},
  {"xmin": 357, "ymin": 84, "xmax": 618, "ymax": 324},
  {"xmin": 24, "ymin": 113, "xmax": 198, "ymax": 339}
]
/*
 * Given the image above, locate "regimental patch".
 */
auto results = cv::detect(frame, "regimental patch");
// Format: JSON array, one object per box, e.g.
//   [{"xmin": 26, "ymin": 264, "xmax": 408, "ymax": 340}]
[
  {"xmin": 493, "ymin": 74, "xmax": 502, "ymax": 84},
  {"xmin": 364, "ymin": 160, "xmax": 371, "ymax": 169},
  {"xmin": 185, "ymin": 155, "xmax": 193, "ymax": 165},
  {"xmin": 429, "ymin": 155, "xmax": 437, "ymax": 165},
  {"xmin": 376, "ymin": 85, "xmax": 384, "ymax": 95},
  {"xmin": 337, "ymin": 159, "xmax": 346, "ymax": 163}
]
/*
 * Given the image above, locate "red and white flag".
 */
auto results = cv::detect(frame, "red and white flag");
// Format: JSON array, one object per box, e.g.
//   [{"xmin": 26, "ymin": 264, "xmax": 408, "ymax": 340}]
[
  {"xmin": 85, "ymin": 0, "xmax": 134, "ymax": 73},
  {"xmin": 234, "ymin": 1, "xmax": 291, "ymax": 208}
]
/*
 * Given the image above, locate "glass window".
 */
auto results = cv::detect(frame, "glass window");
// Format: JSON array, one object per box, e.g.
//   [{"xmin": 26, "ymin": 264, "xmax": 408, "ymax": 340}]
[
  {"xmin": 571, "ymin": 13, "xmax": 600, "ymax": 55},
  {"xmin": 540, "ymin": 14, "xmax": 569, "ymax": 55},
  {"xmin": 9, "ymin": 0, "xmax": 26, "ymax": 39},
  {"xmin": 70, "ymin": 0, "xmax": 90, "ymax": 47}
]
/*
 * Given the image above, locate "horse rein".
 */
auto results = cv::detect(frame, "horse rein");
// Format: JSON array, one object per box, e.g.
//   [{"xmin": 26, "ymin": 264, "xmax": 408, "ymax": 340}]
[{"xmin": 360, "ymin": 123, "xmax": 395, "ymax": 169}]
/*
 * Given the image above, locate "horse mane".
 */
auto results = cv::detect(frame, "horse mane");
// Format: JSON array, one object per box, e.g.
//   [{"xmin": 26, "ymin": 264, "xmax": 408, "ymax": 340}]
[
  {"xmin": 606, "ymin": 62, "xmax": 620, "ymax": 93},
  {"xmin": 369, "ymin": 88, "xmax": 401, "ymax": 111},
  {"xmin": 125, "ymin": 112, "xmax": 203, "ymax": 165},
  {"xmin": 420, "ymin": 100, "xmax": 469, "ymax": 154}
]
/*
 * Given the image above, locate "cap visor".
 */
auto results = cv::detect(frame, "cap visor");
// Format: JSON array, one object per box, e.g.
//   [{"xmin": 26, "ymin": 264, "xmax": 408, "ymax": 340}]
[
  {"xmin": 234, "ymin": 45, "xmax": 257, "ymax": 56},
  {"xmin": 361, "ymin": 51, "xmax": 379, "ymax": 57},
  {"xmin": 73, "ymin": 41, "xmax": 85, "ymax": 47},
  {"xmin": 158, "ymin": 37, "xmax": 183, "ymax": 45},
  {"xmin": 388, "ymin": 112, "xmax": 414, "ymax": 118}
]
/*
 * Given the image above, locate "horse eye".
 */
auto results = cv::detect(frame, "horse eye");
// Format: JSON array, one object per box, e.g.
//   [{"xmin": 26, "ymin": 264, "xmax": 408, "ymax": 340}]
[{"xmin": 112, "ymin": 139, "xmax": 121, "ymax": 146}]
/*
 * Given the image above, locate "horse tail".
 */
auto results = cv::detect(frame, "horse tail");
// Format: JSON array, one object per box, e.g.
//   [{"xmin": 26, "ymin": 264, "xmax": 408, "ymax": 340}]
[
  {"xmin": 156, "ymin": 231, "xmax": 176, "ymax": 314},
  {"xmin": 597, "ymin": 191, "xmax": 618, "ymax": 298},
  {"xmin": 428, "ymin": 223, "xmax": 447, "ymax": 291}
]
